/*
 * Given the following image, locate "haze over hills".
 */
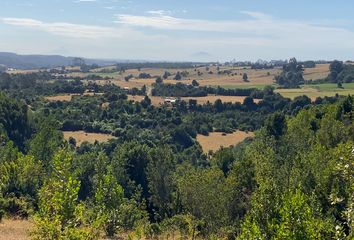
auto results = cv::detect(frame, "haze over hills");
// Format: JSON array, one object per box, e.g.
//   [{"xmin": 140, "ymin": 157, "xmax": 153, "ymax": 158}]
[{"xmin": 0, "ymin": 52, "xmax": 123, "ymax": 69}]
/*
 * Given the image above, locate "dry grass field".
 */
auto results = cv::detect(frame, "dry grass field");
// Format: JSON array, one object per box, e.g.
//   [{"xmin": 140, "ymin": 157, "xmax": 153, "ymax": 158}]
[
  {"xmin": 197, "ymin": 131, "xmax": 254, "ymax": 153},
  {"xmin": 63, "ymin": 131, "xmax": 115, "ymax": 146},
  {"xmin": 180, "ymin": 95, "xmax": 261, "ymax": 105},
  {"xmin": 128, "ymin": 94, "xmax": 261, "ymax": 107},
  {"xmin": 303, "ymin": 64, "xmax": 330, "ymax": 80},
  {"xmin": 44, "ymin": 92, "xmax": 103, "ymax": 102},
  {"xmin": 0, "ymin": 219, "xmax": 32, "ymax": 240},
  {"xmin": 80, "ymin": 64, "xmax": 329, "ymax": 91}
]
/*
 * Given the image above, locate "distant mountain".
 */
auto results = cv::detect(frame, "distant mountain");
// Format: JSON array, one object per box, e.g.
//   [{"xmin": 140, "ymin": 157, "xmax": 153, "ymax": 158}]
[
  {"xmin": 0, "ymin": 52, "xmax": 119, "ymax": 69},
  {"xmin": 190, "ymin": 51, "xmax": 215, "ymax": 61}
]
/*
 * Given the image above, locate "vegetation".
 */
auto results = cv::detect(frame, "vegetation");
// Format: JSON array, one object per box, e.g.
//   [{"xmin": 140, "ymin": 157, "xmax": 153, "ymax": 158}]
[
  {"xmin": 275, "ymin": 58, "xmax": 304, "ymax": 88},
  {"xmin": 0, "ymin": 62, "xmax": 353, "ymax": 239}
]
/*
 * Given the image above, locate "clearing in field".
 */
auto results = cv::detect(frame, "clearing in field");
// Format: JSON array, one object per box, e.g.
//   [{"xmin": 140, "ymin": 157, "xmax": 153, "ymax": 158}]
[
  {"xmin": 0, "ymin": 219, "xmax": 32, "ymax": 240},
  {"xmin": 197, "ymin": 131, "xmax": 254, "ymax": 153},
  {"xmin": 63, "ymin": 131, "xmax": 115, "ymax": 146}
]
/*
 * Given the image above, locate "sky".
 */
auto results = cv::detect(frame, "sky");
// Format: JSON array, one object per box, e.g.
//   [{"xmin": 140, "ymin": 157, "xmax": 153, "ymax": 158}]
[{"xmin": 1, "ymin": 0, "xmax": 354, "ymax": 62}]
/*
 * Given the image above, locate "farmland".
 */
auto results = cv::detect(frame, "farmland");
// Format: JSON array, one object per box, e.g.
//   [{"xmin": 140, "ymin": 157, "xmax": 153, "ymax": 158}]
[
  {"xmin": 128, "ymin": 94, "xmax": 261, "ymax": 106},
  {"xmin": 276, "ymin": 83, "xmax": 354, "ymax": 100},
  {"xmin": 197, "ymin": 131, "xmax": 254, "ymax": 153},
  {"xmin": 44, "ymin": 92, "xmax": 103, "ymax": 102},
  {"xmin": 63, "ymin": 131, "xmax": 115, "ymax": 146}
]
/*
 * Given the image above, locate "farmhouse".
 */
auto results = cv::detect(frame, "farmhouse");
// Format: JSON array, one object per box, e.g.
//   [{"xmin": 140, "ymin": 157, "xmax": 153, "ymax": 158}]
[{"xmin": 164, "ymin": 98, "xmax": 177, "ymax": 104}]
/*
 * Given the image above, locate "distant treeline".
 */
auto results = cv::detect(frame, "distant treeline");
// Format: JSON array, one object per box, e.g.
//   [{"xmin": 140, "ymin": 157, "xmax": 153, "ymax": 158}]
[
  {"xmin": 152, "ymin": 83, "xmax": 265, "ymax": 98},
  {"xmin": 115, "ymin": 62, "xmax": 201, "ymax": 71}
]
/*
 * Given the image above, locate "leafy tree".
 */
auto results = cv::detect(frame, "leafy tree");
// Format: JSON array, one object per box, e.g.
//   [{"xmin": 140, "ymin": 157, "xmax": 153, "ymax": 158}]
[
  {"xmin": 174, "ymin": 72, "xmax": 182, "ymax": 80},
  {"xmin": 33, "ymin": 150, "xmax": 100, "ymax": 239},
  {"xmin": 328, "ymin": 60, "xmax": 344, "ymax": 83},
  {"xmin": 29, "ymin": 118, "xmax": 63, "ymax": 171},
  {"xmin": 147, "ymin": 146, "xmax": 176, "ymax": 220},
  {"xmin": 111, "ymin": 142, "xmax": 150, "ymax": 199},
  {"xmin": 175, "ymin": 166, "xmax": 232, "ymax": 233},
  {"xmin": 155, "ymin": 76, "xmax": 163, "ymax": 84},
  {"xmin": 191, "ymin": 79, "xmax": 199, "ymax": 87},
  {"xmin": 242, "ymin": 73, "xmax": 249, "ymax": 82},
  {"xmin": 94, "ymin": 164, "xmax": 124, "ymax": 236},
  {"xmin": 0, "ymin": 93, "xmax": 30, "ymax": 149},
  {"xmin": 275, "ymin": 58, "xmax": 304, "ymax": 88}
]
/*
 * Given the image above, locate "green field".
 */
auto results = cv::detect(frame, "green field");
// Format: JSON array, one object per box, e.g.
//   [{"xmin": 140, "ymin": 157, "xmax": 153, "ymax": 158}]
[
  {"xmin": 220, "ymin": 84, "xmax": 276, "ymax": 90},
  {"xmin": 276, "ymin": 83, "xmax": 354, "ymax": 99}
]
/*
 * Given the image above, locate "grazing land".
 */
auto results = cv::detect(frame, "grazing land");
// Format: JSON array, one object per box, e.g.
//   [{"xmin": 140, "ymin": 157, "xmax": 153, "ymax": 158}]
[
  {"xmin": 83, "ymin": 63, "xmax": 328, "ymax": 86},
  {"xmin": 44, "ymin": 92, "xmax": 103, "ymax": 102},
  {"xmin": 128, "ymin": 94, "xmax": 261, "ymax": 106},
  {"xmin": 303, "ymin": 64, "xmax": 330, "ymax": 80},
  {"xmin": 276, "ymin": 83, "xmax": 354, "ymax": 100},
  {"xmin": 197, "ymin": 131, "xmax": 254, "ymax": 153},
  {"xmin": 63, "ymin": 131, "xmax": 115, "ymax": 145}
]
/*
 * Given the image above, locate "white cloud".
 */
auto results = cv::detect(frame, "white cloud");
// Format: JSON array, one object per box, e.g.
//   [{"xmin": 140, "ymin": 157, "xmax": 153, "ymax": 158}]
[
  {"xmin": 1, "ymin": 17, "xmax": 141, "ymax": 39},
  {"xmin": 146, "ymin": 10, "xmax": 172, "ymax": 15},
  {"xmin": 115, "ymin": 11, "xmax": 354, "ymax": 46},
  {"xmin": 2, "ymin": 12, "xmax": 354, "ymax": 61}
]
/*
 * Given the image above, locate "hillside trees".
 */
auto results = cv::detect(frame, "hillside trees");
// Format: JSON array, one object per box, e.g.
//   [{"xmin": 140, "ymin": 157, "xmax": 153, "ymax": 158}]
[
  {"xmin": 0, "ymin": 93, "xmax": 30, "ymax": 149},
  {"xmin": 237, "ymin": 97, "xmax": 354, "ymax": 239}
]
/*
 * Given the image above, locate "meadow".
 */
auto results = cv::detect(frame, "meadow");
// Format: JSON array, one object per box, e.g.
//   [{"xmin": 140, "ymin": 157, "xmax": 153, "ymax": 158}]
[
  {"xmin": 197, "ymin": 131, "xmax": 254, "ymax": 153},
  {"xmin": 63, "ymin": 131, "xmax": 115, "ymax": 146},
  {"xmin": 276, "ymin": 82, "xmax": 354, "ymax": 100}
]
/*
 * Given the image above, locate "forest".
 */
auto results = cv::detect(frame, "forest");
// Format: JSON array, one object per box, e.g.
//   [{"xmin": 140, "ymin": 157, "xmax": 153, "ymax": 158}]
[{"xmin": 0, "ymin": 62, "xmax": 353, "ymax": 240}]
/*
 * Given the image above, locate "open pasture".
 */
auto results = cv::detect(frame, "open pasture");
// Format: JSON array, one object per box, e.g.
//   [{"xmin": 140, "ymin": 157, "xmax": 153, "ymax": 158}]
[
  {"xmin": 63, "ymin": 131, "xmax": 115, "ymax": 146},
  {"xmin": 128, "ymin": 94, "xmax": 261, "ymax": 107},
  {"xmin": 276, "ymin": 83, "xmax": 354, "ymax": 100},
  {"xmin": 44, "ymin": 92, "xmax": 103, "ymax": 102},
  {"xmin": 197, "ymin": 131, "xmax": 254, "ymax": 153},
  {"xmin": 78, "ymin": 64, "xmax": 329, "ymax": 90},
  {"xmin": 303, "ymin": 64, "xmax": 330, "ymax": 80}
]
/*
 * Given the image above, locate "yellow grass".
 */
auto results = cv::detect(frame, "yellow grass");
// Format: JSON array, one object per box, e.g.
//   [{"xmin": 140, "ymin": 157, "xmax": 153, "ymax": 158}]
[
  {"xmin": 127, "ymin": 95, "xmax": 260, "ymax": 107},
  {"xmin": 181, "ymin": 95, "xmax": 261, "ymax": 105},
  {"xmin": 197, "ymin": 131, "xmax": 254, "ymax": 153},
  {"xmin": 303, "ymin": 64, "xmax": 330, "ymax": 81},
  {"xmin": 0, "ymin": 219, "xmax": 32, "ymax": 240},
  {"xmin": 79, "ymin": 64, "xmax": 329, "ymax": 89},
  {"xmin": 63, "ymin": 131, "xmax": 115, "ymax": 146},
  {"xmin": 44, "ymin": 92, "xmax": 103, "ymax": 102}
]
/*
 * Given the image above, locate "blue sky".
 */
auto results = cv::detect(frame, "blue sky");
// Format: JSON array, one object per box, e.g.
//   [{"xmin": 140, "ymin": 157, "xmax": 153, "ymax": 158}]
[{"xmin": 1, "ymin": 0, "xmax": 354, "ymax": 61}]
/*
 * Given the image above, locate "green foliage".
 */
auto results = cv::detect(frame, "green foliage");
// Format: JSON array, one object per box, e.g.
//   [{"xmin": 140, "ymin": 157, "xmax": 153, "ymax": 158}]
[
  {"xmin": 147, "ymin": 146, "xmax": 176, "ymax": 219},
  {"xmin": 29, "ymin": 118, "xmax": 63, "ymax": 170},
  {"xmin": 32, "ymin": 150, "xmax": 100, "ymax": 240},
  {"xmin": 0, "ymin": 92, "xmax": 30, "ymax": 149},
  {"xmin": 111, "ymin": 142, "xmax": 150, "ymax": 198},
  {"xmin": 275, "ymin": 58, "xmax": 304, "ymax": 88},
  {"xmin": 175, "ymin": 166, "xmax": 232, "ymax": 233},
  {"xmin": 94, "ymin": 160, "xmax": 124, "ymax": 236}
]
